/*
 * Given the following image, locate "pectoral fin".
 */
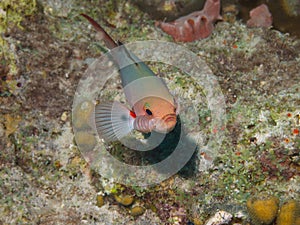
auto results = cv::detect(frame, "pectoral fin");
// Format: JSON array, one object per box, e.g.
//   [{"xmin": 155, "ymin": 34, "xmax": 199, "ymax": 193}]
[{"xmin": 94, "ymin": 101, "xmax": 135, "ymax": 142}]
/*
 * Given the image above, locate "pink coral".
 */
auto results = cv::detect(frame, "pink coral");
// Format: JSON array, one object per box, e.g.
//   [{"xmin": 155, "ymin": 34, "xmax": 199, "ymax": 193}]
[
  {"xmin": 247, "ymin": 4, "xmax": 273, "ymax": 28},
  {"xmin": 156, "ymin": 0, "xmax": 222, "ymax": 42}
]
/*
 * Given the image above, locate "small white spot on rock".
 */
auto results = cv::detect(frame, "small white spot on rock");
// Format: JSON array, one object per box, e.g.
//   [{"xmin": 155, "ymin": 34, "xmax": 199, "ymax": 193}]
[{"xmin": 61, "ymin": 111, "xmax": 68, "ymax": 122}]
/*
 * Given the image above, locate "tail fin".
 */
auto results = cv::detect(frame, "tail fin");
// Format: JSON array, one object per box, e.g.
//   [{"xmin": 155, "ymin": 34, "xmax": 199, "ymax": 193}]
[{"xmin": 81, "ymin": 13, "xmax": 118, "ymax": 49}]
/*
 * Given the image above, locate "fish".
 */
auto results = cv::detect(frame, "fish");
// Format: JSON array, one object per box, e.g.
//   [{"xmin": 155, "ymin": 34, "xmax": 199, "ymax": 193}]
[{"xmin": 81, "ymin": 14, "xmax": 178, "ymax": 142}]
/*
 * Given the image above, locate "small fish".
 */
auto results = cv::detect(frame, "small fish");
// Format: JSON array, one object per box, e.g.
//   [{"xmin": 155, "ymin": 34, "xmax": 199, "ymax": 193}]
[{"xmin": 81, "ymin": 14, "xmax": 178, "ymax": 142}]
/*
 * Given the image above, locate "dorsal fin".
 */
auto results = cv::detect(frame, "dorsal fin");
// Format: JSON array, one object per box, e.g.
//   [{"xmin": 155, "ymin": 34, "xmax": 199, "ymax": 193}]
[{"xmin": 81, "ymin": 13, "xmax": 118, "ymax": 49}]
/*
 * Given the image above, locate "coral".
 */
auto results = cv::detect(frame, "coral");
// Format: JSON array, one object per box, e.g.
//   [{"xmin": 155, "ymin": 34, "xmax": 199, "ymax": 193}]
[
  {"xmin": 156, "ymin": 0, "xmax": 222, "ymax": 42},
  {"xmin": 276, "ymin": 200, "xmax": 300, "ymax": 225},
  {"xmin": 246, "ymin": 196, "xmax": 279, "ymax": 224},
  {"xmin": 247, "ymin": 4, "xmax": 273, "ymax": 28}
]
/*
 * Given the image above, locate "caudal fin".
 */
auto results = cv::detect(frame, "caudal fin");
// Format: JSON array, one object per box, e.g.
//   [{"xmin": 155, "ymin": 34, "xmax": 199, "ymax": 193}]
[{"xmin": 81, "ymin": 13, "xmax": 118, "ymax": 49}]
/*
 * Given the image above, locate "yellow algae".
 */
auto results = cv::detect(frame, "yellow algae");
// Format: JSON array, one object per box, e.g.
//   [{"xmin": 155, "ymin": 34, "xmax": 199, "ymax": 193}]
[
  {"xmin": 4, "ymin": 114, "xmax": 21, "ymax": 136},
  {"xmin": 276, "ymin": 200, "xmax": 300, "ymax": 225},
  {"xmin": 96, "ymin": 195, "xmax": 104, "ymax": 207},
  {"xmin": 246, "ymin": 196, "xmax": 279, "ymax": 225},
  {"xmin": 131, "ymin": 206, "xmax": 145, "ymax": 216},
  {"xmin": 192, "ymin": 218, "xmax": 203, "ymax": 225},
  {"xmin": 114, "ymin": 195, "xmax": 134, "ymax": 206}
]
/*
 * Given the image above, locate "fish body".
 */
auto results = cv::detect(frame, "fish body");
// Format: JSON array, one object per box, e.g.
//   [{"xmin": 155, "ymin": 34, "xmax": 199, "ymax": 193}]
[{"xmin": 81, "ymin": 14, "xmax": 178, "ymax": 141}]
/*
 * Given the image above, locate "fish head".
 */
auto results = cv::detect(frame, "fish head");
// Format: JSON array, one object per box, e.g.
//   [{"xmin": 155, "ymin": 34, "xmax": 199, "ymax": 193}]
[{"xmin": 133, "ymin": 96, "xmax": 177, "ymax": 133}]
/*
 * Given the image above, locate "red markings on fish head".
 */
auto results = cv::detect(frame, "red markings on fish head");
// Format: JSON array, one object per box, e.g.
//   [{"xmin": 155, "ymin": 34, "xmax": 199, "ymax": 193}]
[{"xmin": 129, "ymin": 110, "xmax": 136, "ymax": 118}]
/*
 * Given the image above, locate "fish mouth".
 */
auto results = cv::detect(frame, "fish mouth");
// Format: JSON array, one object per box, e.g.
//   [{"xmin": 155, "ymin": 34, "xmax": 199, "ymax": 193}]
[
  {"xmin": 161, "ymin": 113, "xmax": 177, "ymax": 123},
  {"xmin": 153, "ymin": 113, "xmax": 177, "ymax": 133}
]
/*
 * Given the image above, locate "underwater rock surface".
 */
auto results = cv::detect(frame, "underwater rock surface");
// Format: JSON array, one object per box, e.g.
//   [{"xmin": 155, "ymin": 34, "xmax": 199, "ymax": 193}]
[{"xmin": 0, "ymin": 0, "xmax": 299, "ymax": 224}]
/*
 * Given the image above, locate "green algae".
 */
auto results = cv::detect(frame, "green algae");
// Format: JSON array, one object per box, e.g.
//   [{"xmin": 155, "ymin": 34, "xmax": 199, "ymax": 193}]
[
  {"xmin": 0, "ymin": 0, "xmax": 37, "ymax": 95},
  {"xmin": 0, "ymin": 0, "xmax": 36, "ymax": 33}
]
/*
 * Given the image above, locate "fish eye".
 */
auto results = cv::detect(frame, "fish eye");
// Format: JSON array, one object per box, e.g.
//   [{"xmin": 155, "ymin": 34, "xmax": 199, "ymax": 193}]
[{"xmin": 145, "ymin": 108, "xmax": 153, "ymax": 116}]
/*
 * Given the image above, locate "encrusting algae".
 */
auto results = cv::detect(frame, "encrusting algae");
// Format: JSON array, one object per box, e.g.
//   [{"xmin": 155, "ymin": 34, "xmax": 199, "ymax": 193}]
[{"xmin": 246, "ymin": 196, "xmax": 279, "ymax": 225}]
